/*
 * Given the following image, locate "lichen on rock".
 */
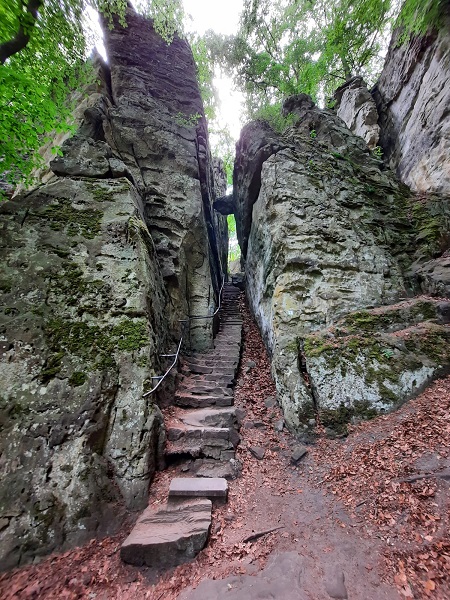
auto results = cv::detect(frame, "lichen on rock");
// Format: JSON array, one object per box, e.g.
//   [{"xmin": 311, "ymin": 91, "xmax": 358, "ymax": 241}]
[
  {"xmin": 234, "ymin": 93, "xmax": 450, "ymax": 437},
  {"xmin": 303, "ymin": 299, "xmax": 450, "ymax": 434}
]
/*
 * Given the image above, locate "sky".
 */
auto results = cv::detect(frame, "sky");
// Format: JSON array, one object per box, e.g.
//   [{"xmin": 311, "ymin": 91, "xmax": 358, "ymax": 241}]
[
  {"xmin": 88, "ymin": 0, "xmax": 245, "ymax": 143},
  {"xmin": 182, "ymin": 0, "xmax": 245, "ymax": 141}
]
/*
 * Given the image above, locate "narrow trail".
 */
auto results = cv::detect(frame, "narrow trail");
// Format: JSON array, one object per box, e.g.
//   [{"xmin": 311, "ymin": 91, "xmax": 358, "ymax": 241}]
[{"xmin": 1, "ymin": 291, "xmax": 449, "ymax": 599}]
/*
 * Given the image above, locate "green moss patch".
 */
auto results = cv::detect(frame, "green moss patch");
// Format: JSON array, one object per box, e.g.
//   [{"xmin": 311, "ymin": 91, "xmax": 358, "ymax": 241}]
[
  {"xmin": 411, "ymin": 196, "xmax": 450, "ymax": 260},
  {"xmin": 42, "ymin": 316, "xmax": 150, "ymax": 383},
  {"xmin": 337, "ymin": 300, "xmax": 439, "ymax": 335},
  {"xmin": 302, "ymin": 318, "xmax": 450, "ymax": 436},
  {"xmin": 31, "ymin": 198, "xmax": 102, "ymax": 239},
  {"xmin": 68, "ymin": 371, "xmax": 87, "ymax": 387},
  {"xmin": 49, "ymin": 260, "xmax": 111, "ymax": 312},
  {"xmin": 319, "ymin": 400, "xmax": 379, "ymax": 436}
]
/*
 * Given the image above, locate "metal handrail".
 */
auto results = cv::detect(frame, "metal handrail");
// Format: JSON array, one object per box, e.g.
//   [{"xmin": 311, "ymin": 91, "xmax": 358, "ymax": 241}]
[
  {"xmin": 142, "ymin": 276, "xmax": 226, "ymax": 397},
  {"xmin": 142, "ymin": 337, "xmax": 183, "ymax": 397},
  {"xmin": 187, "ymin": 277, "xmax": 225, "ymax": 320}
]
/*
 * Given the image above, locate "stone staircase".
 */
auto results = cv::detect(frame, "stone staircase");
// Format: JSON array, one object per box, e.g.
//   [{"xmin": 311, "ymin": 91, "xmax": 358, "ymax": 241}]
[{"xmin": 120, "ymin": 283, "xmax": 243, "ymax": 568}]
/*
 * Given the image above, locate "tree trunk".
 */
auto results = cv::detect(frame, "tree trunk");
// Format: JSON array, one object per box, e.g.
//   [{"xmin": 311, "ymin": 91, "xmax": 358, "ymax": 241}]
[{"xmin": 0, "ymin": 0, "xmax": 43, "ymax": 64}]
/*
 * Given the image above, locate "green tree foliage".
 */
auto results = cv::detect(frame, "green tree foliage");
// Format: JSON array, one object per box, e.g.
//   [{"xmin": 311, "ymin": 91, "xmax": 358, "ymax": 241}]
[
  {"xmin": 0, "ymin": 0, "xmax": 91, "ymax": 190},
  {"xmin": 227, "ymin": 214, "xmax": 241, "ymax": 263},
  {"xmin": 210, "ymin": 126, "xmax": 234, "ymax": 185},
  {"xmin": 189, "ymin": 34, "xmax": 217, "ymax": 121},
  {"xmin": 0, "ymin": 0, "xmax": 185, "ymax": 194},
  {"xmin": 203, "ymin": 0, "xmax": 445, "ymax": 120}
]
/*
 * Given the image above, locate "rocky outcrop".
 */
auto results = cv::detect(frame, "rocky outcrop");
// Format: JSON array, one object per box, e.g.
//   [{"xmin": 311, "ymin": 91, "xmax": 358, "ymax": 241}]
[
  {"xmin": 0, "ymin": 6, "xmax": 226, "ymax": 569},
  {"xmin": 372, "ymin": 6, "xmax": 450, "ymax": 194},
  {"xmin": 303, "ymin": 299, "xmax": 450, "ymax": 434},
  {"xmin": 103, "ymin": 8, "xmax": 227, "ymax": 348},
  {"xmin": 0, "ymin": 177, "xmax": 167, "ymax": 569},
  {"xmin": 233, "ymin": 120, "xmax": 285, "ymax": 258},
  {"xmin": 234, "ymin": 94, "xmax": 450, "ymax": 434},
  {"xmin": 334, "ymin": 76, "xmax": 380, "ymax": 149}
]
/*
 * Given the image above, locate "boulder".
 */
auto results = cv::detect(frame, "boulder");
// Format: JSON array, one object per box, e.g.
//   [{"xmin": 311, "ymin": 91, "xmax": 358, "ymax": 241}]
[
  {"xmin": 213, "ymin": 194, "xmax": 234, "ymax": 215},
  {"xmin": 303, "ymin": 299, "xmax": 450, "ymax": 433},
  {"xmin": 411, "ymin": 255, "xmax": 450, "ymax": 298}
]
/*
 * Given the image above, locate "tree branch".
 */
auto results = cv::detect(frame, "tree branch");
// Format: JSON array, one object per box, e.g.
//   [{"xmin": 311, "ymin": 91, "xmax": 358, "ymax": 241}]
[{"xmin": 0, "ymin": 0, "xmax": 43, "ymax": 64}]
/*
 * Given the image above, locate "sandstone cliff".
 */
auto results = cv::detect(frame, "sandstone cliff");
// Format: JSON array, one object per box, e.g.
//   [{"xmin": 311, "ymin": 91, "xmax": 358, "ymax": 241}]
[
  {"xmin": 234, "ymin": 94, "xmax": 450, "ymax": 436},
  {"xmin": 372, "ymin": 5, "xmax": 450, "ymax": 196},
  {"xmin": 335, "ymin": 6, "xmax": 450, "ymax": 197},
  {"xmin": 0, "ymin": 7, "xmax": 226, "ymax": 569}
]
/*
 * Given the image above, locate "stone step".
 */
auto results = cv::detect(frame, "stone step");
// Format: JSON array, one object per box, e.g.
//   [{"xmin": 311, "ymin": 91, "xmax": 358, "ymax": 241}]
[
  {"xmin": 176, "ymin": 385, "xmax": 233, "ymax": 397},
  {"xmin": 193, "ymin": 458, "xmax": 241, "ymax": 480},
  {"xmin": 174, "ymin": 392, "xmax": 233, "ymax": 408},
  {"xmin": 169, "ymin": 477, "xmax": 228, "ymax": 500},
  {"xmin": 165, "ymin": 432, "xmax": 236, "ymax": 461},
  {"xmin": 181, "ymin": 362, "xmax": 213, "ymax": 374},
  {"xmin": 206, "ymin": 351, "xmax": 240, "ymax": 360},
  {"xmin": 178, "ymin": 406, "xmax": 239, "ymax": 429},
  {"xmin": 168, "ymin": 423, "xmax": 239, "ymax": 447},
  {"xmin": 186, "ymin": 354, "xmax": 239, "ymax": 364},
  {"xmin": 178, "ymin": 374, "xmax": 234, "ymax": 387},
  {"xmin": 181, "ymin": 366, "xmax": 236, "ymax": 378},
  {"xmin": 120, "ymin": 498, "xmax": 211, "ymax": 568},
  {"xmin": 214, "ymin": 337, "xmax": 241, "ymax": 344}
]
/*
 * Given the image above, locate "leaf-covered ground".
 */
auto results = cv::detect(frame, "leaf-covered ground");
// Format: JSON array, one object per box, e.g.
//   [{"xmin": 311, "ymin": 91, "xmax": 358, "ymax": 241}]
[
  {"xmin": 0, "ymin": 297, "xmax": 449, "ymax": 599},
  {"xmin": 310, "ymin": 376, "xmax": 450, "ymax": 599}
]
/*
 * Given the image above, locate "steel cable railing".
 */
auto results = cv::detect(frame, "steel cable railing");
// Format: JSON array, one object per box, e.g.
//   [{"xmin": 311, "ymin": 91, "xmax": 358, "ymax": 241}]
[{"xmin": 142, "ymin": 277, "xmax": 225, "ymax": 397}]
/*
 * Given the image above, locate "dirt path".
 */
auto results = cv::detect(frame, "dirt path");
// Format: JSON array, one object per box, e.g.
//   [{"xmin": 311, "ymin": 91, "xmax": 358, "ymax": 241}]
[{"xmin": 1, "ymin": 297, "xmax": 449, "ymax": 599}]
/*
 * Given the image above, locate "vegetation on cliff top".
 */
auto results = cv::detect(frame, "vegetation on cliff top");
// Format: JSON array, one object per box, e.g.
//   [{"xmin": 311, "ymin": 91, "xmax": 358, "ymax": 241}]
[
  {"xmin": 0, "ymin": 0, "xmax": 185, "ymax": 194},
  {"xmin": 0, "ymin": 0, "xmax": 446, "ymax": 193},
  {"xmin": 200, "ymin": 0, "xmax": 446, "ymax": 119}
]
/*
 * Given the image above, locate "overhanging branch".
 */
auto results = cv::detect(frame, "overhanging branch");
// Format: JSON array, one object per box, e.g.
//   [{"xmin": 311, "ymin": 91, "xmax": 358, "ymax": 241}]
[{"xmin": 0, "ymin": 0, "xmax": 43, "ymax": 64}]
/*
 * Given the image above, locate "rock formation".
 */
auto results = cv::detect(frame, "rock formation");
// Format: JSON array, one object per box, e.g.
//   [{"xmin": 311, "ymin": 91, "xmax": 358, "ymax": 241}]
[
  {"xmin": 333, "ymin": 6, "xmax": 450, "ymax": 197},
  {"xmin": 374, "ymin": 7, "xmax": 450, "ymax": 194},
  {"xmin": 234, "ymin": 93, "xmax": 450, "ymax": 435},
  {"xmin": 0, "ymin": 7, "xmax": 226, "ymax": 569},
  {"xmin": 334, "ymin": 76, "xmax": 380, "ymax": 150}
]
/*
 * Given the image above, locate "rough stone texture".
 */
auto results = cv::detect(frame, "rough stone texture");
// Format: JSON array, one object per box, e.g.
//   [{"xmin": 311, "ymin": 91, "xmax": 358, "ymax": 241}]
[
  {"xmin": 0, "ymin": 177, "xmax": 167, "ymax": 569},
  {"xmin": 233, "ymin": 120, "xmax": 286, "ymax": 257},
  {"xmin": 168, "ymin": 477, "xmax": 228, "ymax": 499},
  {"xmin": 372, "ymin": 7, "xmax": 450, "ymax": 194},
  {"xmin": 120, "ymin": 498, "xmax": 212, "ymax": 568},
  {"xmin": 178, "ymin": 552, "xmax": 308, "ymax": 600},
  {"xmin": 103, "ymin": 8, "xmax": 226, "ymax": 349},
  {"xmin": 13, "ymin": 52, "xmax": 113, "ymax": 195},
  {"xmin": 411, "ymin": 255, "xmax": 450, "ymax": 298},
  {"xmin": 291, "ymin": 445, "xmax": 308, "ymax": 464},
  {"xmin": 234, "ymin": 94, "xmax": 450, "ymax": 432},
  {"xmin": 0, "ymin": 6, "xmax": 226, "ymax": 569},
  {"xmin": 303, "ymin": 299, "xmax": 450, "ymax": 434},
  {"xmin": 334, "ymin": 76, "xmax": 380, "ymax": 149},
  {"xmin": 212, "ymin": 159, "xmax": 229, "ymax": 279},
  {"xmin": 213, "ymin": 194, "xmax": 234, "ymax": 215}
]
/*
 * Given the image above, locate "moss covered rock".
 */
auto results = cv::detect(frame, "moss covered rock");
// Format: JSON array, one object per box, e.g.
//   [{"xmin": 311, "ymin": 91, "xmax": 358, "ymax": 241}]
[
  {"xmin": 0, "ymin": 177, "xmax": 168, "ymax": 569},
  {"xmin": 303, "ymin": 299, "xmax": 450, "ymax": 434}
]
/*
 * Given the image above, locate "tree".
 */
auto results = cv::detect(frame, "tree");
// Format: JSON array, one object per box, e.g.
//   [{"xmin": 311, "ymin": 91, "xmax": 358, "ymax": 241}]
[
  {"xmin": 0, "ymin": 0, "xmax": 184, "ymax": 194},
  {"xmin": 204, "ymin": 0, "xmax": 445, "ymax": 120}
]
